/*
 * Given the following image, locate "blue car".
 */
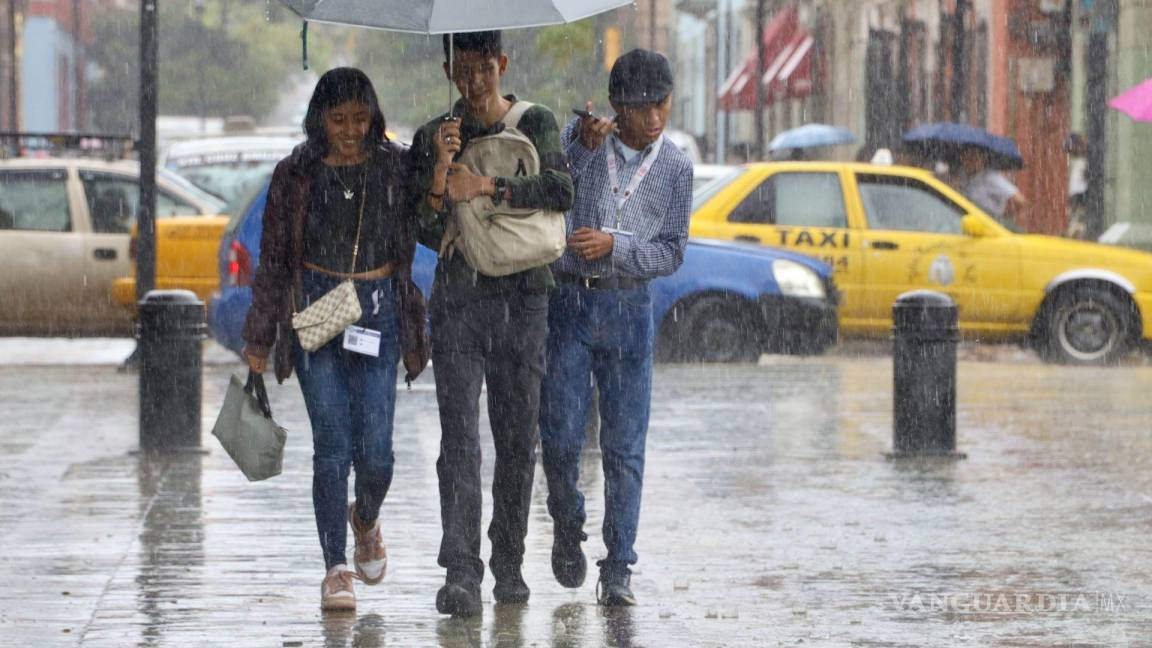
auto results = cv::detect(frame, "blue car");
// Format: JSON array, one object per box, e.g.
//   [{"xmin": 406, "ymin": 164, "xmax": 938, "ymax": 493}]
[{"xmin": 209, "ymin": 181, "xmax": 839, "ymax": 363}]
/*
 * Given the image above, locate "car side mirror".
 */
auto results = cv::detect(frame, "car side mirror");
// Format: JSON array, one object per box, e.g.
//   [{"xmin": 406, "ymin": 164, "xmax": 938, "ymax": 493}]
[{"xmin": 961, "ymin": 215, "xmax": 989, "ymax": 238}]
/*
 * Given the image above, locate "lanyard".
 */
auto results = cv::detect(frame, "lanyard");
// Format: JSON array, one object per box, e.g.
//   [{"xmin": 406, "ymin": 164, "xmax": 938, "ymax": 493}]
[{"xmin": 605, "ymin": 135, "xmax": 664, "ymax": 227}]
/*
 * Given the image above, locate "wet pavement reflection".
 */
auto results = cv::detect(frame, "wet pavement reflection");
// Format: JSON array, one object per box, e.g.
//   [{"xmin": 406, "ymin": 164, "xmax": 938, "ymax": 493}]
[{"xmin": 2, "ymin": 353, "xmax": 1151, "ymax": 646}]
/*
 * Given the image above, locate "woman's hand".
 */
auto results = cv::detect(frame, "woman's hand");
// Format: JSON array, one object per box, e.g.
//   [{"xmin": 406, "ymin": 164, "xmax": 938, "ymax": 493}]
[
  {"xmin": 434, "ymin": 118, "xmax": 462, "ymax": 166},
  {"xmin": 242, "ymin": 345, "xmax": 267, "ymax": 374}
]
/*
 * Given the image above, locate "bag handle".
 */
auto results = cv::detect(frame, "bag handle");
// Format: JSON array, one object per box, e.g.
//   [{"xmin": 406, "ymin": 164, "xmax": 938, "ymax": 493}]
[
  {"xmin": 501, "ymin": 101, "xmax": 534, "ymax": 130},
  {"xmin": 244, "ymin": 370, "xmax": 274, "ymax": 419}
]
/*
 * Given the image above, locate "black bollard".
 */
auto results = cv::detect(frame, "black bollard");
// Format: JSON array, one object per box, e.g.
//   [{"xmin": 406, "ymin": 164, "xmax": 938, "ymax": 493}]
[
  {"xmin": 138, "ymin": 290, "xmax": 206, "ymax": 452},
  {"xmin": 889, "ymin": 290, "xmax": 965, "ymax": 459}
]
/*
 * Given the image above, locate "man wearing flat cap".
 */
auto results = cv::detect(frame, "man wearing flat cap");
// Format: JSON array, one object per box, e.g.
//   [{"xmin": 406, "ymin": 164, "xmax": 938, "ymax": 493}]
[{"xmin": 538, "ymin": 48, "xmax": 693, "ymax": 606}]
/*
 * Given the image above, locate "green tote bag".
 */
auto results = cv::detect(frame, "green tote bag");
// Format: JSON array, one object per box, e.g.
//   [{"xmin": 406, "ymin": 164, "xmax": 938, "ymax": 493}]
[{"xmin": 211, "ymin": 371, "xmax": 287, "ymax": 481}]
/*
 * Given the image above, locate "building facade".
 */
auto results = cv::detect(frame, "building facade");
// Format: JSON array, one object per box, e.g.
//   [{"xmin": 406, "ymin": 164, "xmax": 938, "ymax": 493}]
[
  {"xmin": 1, "ymin": 0, "xmax": 23, "ymax": 131},
  {"xmin": 23, "ymin": 0, "xmax": 89, "ymax": 132},
  {"xmin": 674, "ymin": 0, "xmax": 1152, "ymax": 234}
]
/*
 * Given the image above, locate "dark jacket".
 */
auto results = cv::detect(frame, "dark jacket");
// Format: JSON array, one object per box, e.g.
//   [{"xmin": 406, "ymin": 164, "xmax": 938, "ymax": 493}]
[
  {"xmin": 409, "ymin": 97, "xmax": 574, "ymax": 298},
  {"xmin": 242, "ymin": 140, "xmax": 430, "ymax": 384}
]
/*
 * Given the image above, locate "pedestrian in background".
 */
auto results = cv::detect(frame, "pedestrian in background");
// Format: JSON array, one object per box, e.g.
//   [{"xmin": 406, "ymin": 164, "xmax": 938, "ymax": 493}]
[
  {"xmin": 241, "ymin": 67, "xmax": 429, "ymax": 611},
  {"xmin": 1064, "ymin": 133, "xmax": 1089, "ymax": 239},
  {"xmin": 407, "ymin": 30, "xmax": 574, "ymax": 617},
  {"xmin": 539, "ymin": 48, "xmax": 693, "ymax": 607},
  {"xmin": 954, "ymin": 146, "xmax": 1028, "ymax": 229}
]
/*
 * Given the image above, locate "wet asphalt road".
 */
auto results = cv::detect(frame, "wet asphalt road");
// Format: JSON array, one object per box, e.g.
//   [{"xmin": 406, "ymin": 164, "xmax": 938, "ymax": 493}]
[{"xmin": 2, "ymin": 348, "xmax": 1152, "ymax": 647}]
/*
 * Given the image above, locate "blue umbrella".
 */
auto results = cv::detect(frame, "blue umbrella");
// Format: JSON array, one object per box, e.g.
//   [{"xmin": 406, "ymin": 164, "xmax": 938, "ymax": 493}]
[
  {"xmin": 902, "ymin": 122, "xmax": 1024, "ymax": 170},
  {"xmin": 768, "ymin": 123, "xmax": 857, "ymax": 152}
]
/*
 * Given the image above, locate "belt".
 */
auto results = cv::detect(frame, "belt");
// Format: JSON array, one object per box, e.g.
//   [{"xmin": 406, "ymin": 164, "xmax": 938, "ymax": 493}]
[
  {"xmin": 303, "ymin": 261, "xmax": 395, "ymax": 280},
  {"xmin": 554, "ymin": 271, "xmax": 646, "ymax": 290}
]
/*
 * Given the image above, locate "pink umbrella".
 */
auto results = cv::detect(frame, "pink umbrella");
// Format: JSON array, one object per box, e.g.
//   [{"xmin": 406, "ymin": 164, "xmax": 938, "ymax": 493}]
[{"xmin": 1109, "ymin": 78, "xmax": 1152, "ymax": 122}]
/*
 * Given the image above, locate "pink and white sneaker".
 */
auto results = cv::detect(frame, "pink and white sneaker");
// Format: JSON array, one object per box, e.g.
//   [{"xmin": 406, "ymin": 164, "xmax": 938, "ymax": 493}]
[
  {"xmin": 348, "ymin": 502, "xmax": 387, "ymax": 585},
  {"xmin": 321, "ymin": 564, "xmax": 359, "ymax": 611}
]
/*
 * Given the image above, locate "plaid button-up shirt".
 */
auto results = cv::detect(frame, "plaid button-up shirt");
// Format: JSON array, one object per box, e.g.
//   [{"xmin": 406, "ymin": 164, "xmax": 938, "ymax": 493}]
[{"xmin": 553, "ymin": 118, "xmax": 694, "ymax": 279}]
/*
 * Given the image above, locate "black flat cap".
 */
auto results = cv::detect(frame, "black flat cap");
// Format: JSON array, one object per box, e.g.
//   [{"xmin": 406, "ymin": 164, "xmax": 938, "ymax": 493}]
[{"xmin": 609, "ymin": 49, "xmax": 674, "ymax": 106}]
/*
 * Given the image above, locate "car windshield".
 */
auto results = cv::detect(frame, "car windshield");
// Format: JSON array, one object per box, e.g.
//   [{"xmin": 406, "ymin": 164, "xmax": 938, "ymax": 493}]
[
  {"xmin": 692, "ymin": 167, "xmax": 747, "ymax": 212},
  {"xmin": 223, "ymin": 177, "xmax": 271, "ymax": 234},
  {"xmin": 167, "ymin": 157, "xmax": 281, "ymax": 205},
  {"xmin": 157, "ymin": 168, "xmax": 227, "ymax": 214}
]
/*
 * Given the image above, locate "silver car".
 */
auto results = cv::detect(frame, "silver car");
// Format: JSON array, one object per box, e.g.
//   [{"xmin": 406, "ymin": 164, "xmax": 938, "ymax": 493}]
[{"xmin": 0, "ymin": 157, "xmax": 226, "ymax": 335}]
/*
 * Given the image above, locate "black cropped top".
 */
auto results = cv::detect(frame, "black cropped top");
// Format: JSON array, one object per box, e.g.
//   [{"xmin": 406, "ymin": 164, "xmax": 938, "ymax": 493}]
[{"xmin": 304, "ymin": 159, "xmax": 400, "ymax": 273}]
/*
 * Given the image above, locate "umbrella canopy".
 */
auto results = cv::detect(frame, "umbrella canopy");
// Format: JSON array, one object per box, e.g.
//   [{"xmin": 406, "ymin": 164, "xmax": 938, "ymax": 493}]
[
  {"xmin": 1108, "ymin": 78, "xmax": 1152, "ymax": 122},
  {"xmin": 280, "ymin": 0, "xmax": 632, "ymax": 33},
  {"xmin": 902, "ymin": 122, "xmax": 1024, "ymax": 170},
  {"xmin": 768, "ymin": 123, "xmax": 855, "ymax": 152}
]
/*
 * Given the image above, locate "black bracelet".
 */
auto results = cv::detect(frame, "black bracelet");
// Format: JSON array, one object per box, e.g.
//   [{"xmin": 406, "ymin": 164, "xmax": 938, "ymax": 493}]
[{"xmin": 428, "ymin": 190, "xmax": 444, "ymax": 199}]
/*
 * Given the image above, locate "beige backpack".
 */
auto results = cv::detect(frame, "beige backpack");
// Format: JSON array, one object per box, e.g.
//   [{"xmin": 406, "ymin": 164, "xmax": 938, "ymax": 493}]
[{"xmin": 440, "ymin": 101, "xmax": 566, "ymax": 277}]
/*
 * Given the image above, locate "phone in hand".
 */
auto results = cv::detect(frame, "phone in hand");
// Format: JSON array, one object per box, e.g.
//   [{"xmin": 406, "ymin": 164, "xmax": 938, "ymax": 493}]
[{"xmin": 572, "ymin": 108, "xmax": 596, "ymax": 120}]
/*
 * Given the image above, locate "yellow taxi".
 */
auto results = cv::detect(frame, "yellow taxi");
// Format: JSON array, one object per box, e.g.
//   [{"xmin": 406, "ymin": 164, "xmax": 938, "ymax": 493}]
[
  {"xmin": 111, "ymin": 216, "xmax": 230, "ymax": 311},
  {"xmin": 691, "ymin": 161, "xmax": 1152, "ymax": 365}
]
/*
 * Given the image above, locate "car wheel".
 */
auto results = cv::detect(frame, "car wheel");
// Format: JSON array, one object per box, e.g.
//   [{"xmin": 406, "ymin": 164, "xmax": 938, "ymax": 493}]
[
  {"xmin": 1038, "ymin": 287, "xmax": 1135, "ymax": 365},
  {"xmin": 682, "ymin": 297, "xmax": 760, "ymax": 363}
]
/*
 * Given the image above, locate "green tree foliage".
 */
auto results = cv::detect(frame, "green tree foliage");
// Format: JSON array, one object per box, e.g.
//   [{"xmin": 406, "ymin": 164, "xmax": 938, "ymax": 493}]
[
  {"xmin": 348, "ymin": 19, "xmax": 607, "ymax": 134},
  {"xmin": 86, "ymin": 2, "xmax": 327, "ymax": 133},
  {"xmin": 527, "ymin": 21, "xmax": 603, "ymax": 111},
  {"xmin": 87, "ymin": 3, "xmax": 614, "ymax": 138}
]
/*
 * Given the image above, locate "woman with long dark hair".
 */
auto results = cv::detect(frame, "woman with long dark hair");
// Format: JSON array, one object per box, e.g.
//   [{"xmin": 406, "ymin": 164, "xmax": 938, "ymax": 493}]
[{"xmin": 241, "ymin": 67, "xmax": 429, "ymax": 611}]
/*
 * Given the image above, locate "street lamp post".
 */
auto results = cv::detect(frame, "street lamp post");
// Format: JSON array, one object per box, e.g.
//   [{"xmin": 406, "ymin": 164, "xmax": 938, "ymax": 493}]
[
  {"xmin": 137, "ymin": 0, "xmax": 159, "ymax": 439},
  {"xmin": 137, "ymin": 0, "xmax": 157, "ymax": 300}
]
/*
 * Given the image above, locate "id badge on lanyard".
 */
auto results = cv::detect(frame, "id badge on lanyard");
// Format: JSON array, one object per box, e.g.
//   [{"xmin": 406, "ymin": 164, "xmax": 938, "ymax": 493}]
[{"xmin": 605, "ymin": 135, "xmax": 663, "ymax": 231}]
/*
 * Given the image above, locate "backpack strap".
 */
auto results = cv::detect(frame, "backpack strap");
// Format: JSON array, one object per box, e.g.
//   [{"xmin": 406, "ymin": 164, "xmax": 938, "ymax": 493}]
[{"xmin": 501, "ymin": 101, "xmax": 535, "ymax": 130}]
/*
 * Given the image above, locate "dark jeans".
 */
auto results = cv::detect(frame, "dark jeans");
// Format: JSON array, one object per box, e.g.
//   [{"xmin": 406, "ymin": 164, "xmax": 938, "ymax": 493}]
[
  {"xmin": 294, "ymin": 269, "xmax": 400, "ymax": 570},
  {"xmin": 430, "ymin": 287, "xmax": 549, "ymax": 584},
  {"xmin": 538, "ymin": 282, "xmax": 653, "ymax": 575}
]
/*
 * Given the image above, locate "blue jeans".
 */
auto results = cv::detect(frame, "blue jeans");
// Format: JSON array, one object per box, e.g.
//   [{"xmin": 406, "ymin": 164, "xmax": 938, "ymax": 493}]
[
  {"xmin": 538, "ymin": 281, "xmax": 653, "ymax": 576},
  {"xmin": 294, "ymin": 269, "xmax": 400, "ymax": 570}
]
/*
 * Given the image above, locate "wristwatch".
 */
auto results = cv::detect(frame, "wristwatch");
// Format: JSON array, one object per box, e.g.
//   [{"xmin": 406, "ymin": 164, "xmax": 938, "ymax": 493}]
[{"xmin": 492, "ymin": 177, "xmax": 508, "ymax": 205}]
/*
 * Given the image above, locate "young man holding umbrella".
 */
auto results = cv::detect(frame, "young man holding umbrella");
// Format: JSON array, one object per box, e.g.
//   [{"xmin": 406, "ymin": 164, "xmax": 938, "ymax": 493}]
[
  {"xmin": 408, "ymin": 30, "xmax": 573, "ymax": 617},
  {"xmin": 539, "ymin": 49, "xmax": 694, "ymax": 606}
]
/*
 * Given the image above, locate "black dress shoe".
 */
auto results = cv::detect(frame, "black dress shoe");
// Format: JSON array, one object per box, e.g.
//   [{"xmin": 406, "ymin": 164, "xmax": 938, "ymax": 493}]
[
  {"xmin": 492, "ymin": 567, "xmax": 530, "ymax": 604},
  {"xmin": 596, "ymin": 571, "xmax": 636, "ymax": 607},
  {"xmin": 436, "ymin": 581, "xmax": 482, "ymax": 617},
  {"xmin": 551, "ymin": 525, "xmax": 588, "ymax": 588}
]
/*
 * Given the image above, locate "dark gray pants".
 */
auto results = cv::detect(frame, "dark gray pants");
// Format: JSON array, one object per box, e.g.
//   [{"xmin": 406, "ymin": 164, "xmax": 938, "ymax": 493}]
[{"xmin": 430, "ymin": 288, "xmax": 549, "ymax": 584}]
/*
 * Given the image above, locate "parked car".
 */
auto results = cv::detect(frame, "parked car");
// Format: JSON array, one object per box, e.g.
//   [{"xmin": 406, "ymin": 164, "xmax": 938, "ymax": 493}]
[
  {"xmin": 665, "ymin": 129, "xmax": 703, "ymax": 165},
  {"xmin": 690, "ymin": 161, "xmax": 1152, "ymax": 364},
  {"xmin": 209, "ymin": 181, "xmax": 839, "ymax": 363},
  {"xmin": 0, "ymin": 155, "xmax": 226, "ymax": 335},
  {"xmin": 692, "ymin": 164, "xmax": 740, "ymax": 191},
  {"xmin": 110, "ymin": 215, "xmax": 231, "ymax": 311},
  {"xmin": 159, "ymin": 135, "xmax": 302, "ymax": 204}
]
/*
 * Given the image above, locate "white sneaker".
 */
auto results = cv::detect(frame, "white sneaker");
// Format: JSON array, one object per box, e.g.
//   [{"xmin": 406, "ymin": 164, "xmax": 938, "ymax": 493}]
[
  {"xmin": 349, "ymin": 502, "xmax": 387, "ymax": 585},
  {"xmin": 321, "ymin": 564, "xmax": 359, "ymax": 611}
]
